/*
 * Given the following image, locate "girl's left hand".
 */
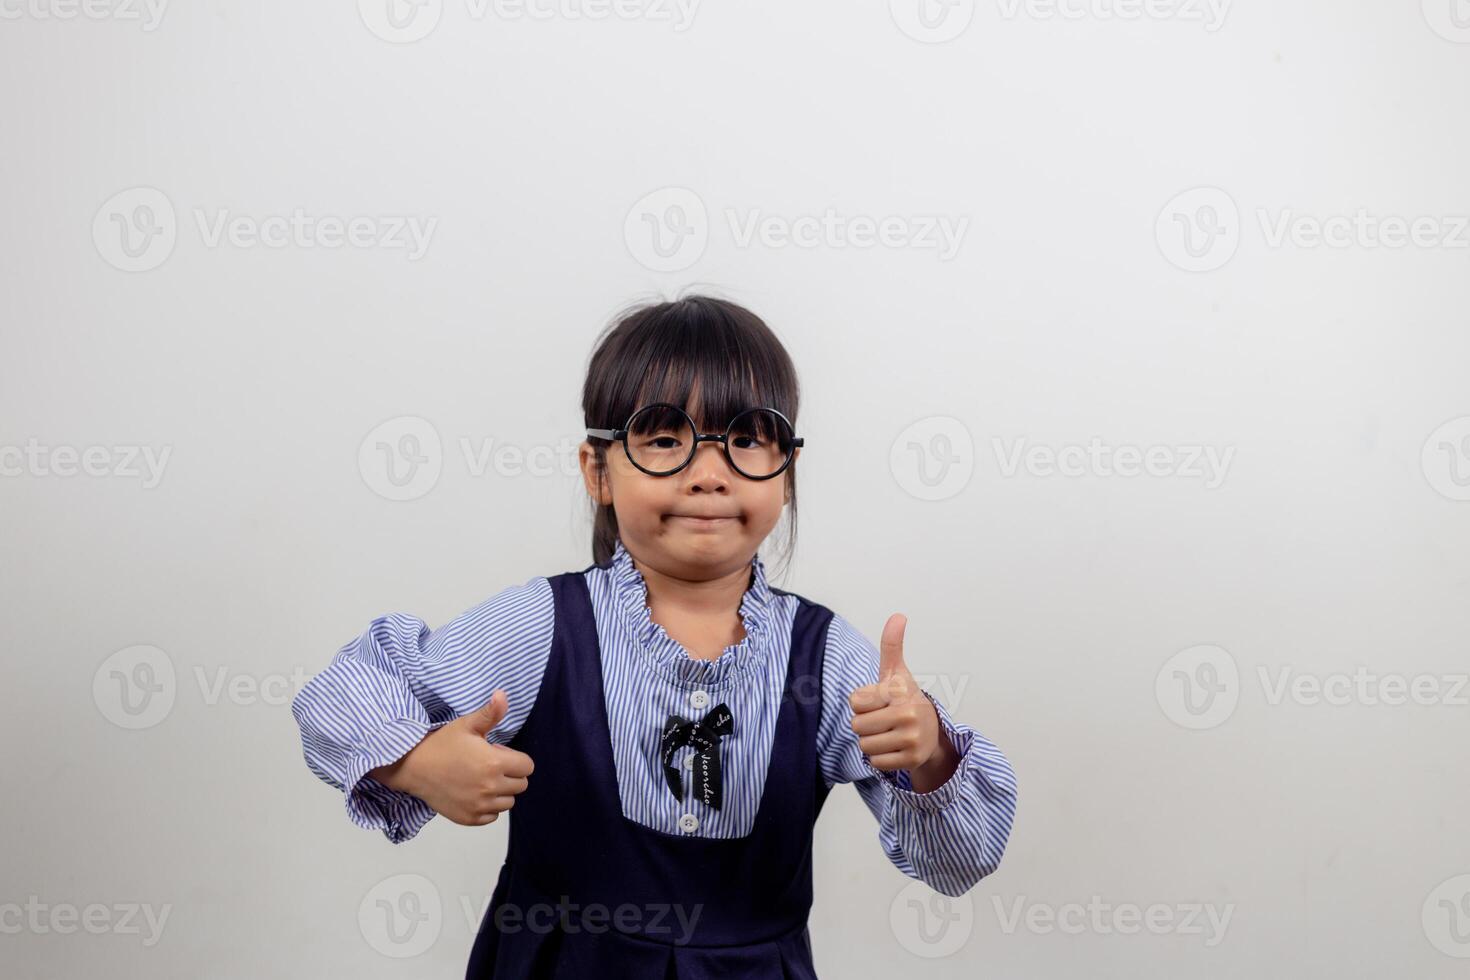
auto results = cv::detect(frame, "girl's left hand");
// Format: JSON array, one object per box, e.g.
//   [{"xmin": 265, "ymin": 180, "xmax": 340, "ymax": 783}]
[{"xmin": 848, "ymin": 613, "xmax": 957, "ymax": 788}]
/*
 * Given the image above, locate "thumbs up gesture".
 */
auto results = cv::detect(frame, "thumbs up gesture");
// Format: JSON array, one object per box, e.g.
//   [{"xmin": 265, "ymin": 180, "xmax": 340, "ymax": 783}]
[
  {"xmin": 367, "ymin": 689, "xmax": 535, "ymax": 827},
  {"xmin": 848, "ymin": 614, "xmax": 958, "ymax": 791}
]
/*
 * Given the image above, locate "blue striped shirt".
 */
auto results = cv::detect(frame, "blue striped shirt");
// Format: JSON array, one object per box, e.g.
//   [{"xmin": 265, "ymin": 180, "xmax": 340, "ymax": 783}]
[{"xmin": 291, "ymin": 540, "xmax": 1018, "ymax": 897}]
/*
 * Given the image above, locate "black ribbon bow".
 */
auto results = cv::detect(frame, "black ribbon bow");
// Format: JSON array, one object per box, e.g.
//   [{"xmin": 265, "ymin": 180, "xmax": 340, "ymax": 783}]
[{"xmin": 660, "ymin": 703, "xmax": 734, "ymax": 810}]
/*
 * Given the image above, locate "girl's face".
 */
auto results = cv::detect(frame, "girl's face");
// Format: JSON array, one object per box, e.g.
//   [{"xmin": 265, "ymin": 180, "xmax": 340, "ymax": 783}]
[{"xmin": 579, "ymin": 401, "xmax": 796, "ymax": 578}]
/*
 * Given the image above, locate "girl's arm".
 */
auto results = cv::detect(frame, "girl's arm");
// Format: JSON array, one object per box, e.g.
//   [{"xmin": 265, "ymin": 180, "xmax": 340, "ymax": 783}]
[
  {"xmin": 817, "ymin": 612, "xmax": 1019, "ymax": 897},
  {"xmin": 290, "ymin": 577, "xmax": 555, "ymax": 843}
]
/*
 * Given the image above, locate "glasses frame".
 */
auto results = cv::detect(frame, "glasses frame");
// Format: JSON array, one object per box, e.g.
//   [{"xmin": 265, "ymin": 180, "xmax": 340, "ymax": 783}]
[{"xmin": 587, "ymin": 402, "xmax": 804, "ymax": 481}]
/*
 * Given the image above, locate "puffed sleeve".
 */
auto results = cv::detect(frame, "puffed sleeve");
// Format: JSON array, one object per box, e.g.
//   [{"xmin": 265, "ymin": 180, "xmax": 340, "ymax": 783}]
[
  {"xmin": 816, "ymin": 612, "xmax": 1018, "ymax": 896},
  {"xmin": 290, "ymin": 576, "xmax": 555, "ymax": 843}
]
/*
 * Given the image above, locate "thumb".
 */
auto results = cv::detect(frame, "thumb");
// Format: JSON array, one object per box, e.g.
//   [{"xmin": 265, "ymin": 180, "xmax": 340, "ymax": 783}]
[
  {"xmin": 461, "ymin": 689, "xmax": 508, "ymax": 737},
  {"xmin": 878, "ymin": 613, "xmax": 908, "ymax": 681}
]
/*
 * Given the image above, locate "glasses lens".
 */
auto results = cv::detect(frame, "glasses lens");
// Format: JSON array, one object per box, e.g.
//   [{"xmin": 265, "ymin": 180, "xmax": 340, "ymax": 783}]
[
  {"xmin": 726, "ymin": 409, "xmax": 794, "ymax": 478},
  {"xmin": 626, "ymin": 405, "xmax": 695, "ymax": 474}
]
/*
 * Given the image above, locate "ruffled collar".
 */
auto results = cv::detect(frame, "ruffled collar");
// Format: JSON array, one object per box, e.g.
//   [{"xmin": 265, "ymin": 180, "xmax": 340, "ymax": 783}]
[{"xmin": 607, "ymin": 538, "xmax": 774, "ymax": 688}]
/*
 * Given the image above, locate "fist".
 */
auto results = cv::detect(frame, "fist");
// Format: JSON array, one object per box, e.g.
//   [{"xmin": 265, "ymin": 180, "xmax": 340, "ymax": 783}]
[
  {"xmin": 370, "ymin": 689, "xmax": 535, "ymax": 827},
  {"xmin": 848, "ymin": 613, "xmax": 941, "ymax": 773}
]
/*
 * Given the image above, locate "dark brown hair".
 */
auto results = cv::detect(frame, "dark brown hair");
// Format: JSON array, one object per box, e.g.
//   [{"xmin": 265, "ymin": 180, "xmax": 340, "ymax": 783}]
[{"xmin": 582, "ymin": 293, "xmax": 801, "ymax": 578}]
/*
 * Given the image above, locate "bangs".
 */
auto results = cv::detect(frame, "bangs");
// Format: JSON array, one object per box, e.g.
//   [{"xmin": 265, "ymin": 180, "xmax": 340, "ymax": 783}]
[{"xmin": 585, "ymin": 296, "xmax": 799, "ymax": 433}]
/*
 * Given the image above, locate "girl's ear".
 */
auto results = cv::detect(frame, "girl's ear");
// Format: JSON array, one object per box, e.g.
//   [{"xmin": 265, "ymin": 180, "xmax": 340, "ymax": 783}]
[{"xmin": 579, "ymin": 441, "xmax": 613, "ymax": 505}]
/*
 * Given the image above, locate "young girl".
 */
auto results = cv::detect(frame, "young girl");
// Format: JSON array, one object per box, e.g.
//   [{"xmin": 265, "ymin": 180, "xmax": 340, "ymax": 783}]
[{"xmin": 291, "ymin": 295, "xmax": 1019, "ymax": 979}]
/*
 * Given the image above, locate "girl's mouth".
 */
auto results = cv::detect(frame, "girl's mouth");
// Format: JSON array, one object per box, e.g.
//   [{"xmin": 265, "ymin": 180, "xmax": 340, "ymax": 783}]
[{"xmin": 668, "ymin": 515, "xmax": 737, "ymax": 528}]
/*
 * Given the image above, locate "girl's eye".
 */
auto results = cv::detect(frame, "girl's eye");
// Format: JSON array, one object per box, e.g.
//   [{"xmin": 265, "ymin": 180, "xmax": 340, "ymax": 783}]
[
  {"xmin": 732, "ymin": 436, "xmax": 761, "ymax": 449},
  {"xmin": 648, "ymin": 436, "xmax": 682, "ymax": 449}
]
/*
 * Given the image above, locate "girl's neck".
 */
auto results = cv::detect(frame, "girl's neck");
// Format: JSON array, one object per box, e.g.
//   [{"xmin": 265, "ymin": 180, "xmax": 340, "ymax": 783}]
[{"xmin": 630, "ymin": 554, "xmax": 753, "ymax": 661}]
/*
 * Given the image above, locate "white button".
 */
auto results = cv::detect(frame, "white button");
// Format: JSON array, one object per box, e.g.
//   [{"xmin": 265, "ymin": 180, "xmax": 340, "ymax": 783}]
[
  {"xmin": 683, "ymin": 755, "xmax": 695, "ymax": 770},
  {"xmin": 689, "ymin": 690, "xmax": 710, "ymax": 709},
  {"xmin": 678, "ymin": 813, "xmax": 699, "ymax": 833}
]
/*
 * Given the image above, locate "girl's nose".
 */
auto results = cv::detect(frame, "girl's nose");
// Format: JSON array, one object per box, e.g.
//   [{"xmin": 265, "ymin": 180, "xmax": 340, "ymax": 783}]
[{"xmin": 684, "ymin": 441, "xmax": 733, "ymax": 489}]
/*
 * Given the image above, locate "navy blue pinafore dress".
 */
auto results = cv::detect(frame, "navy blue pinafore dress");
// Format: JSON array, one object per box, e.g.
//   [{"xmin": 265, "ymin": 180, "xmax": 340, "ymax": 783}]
[{"xmin": 465, "ymin": 565, "xmax": 836, "ymax": 979}]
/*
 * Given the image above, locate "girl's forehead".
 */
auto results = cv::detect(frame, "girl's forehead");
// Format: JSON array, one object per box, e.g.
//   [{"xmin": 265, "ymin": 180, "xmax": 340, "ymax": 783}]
[{"xmin": 638, "ymin": 386, "xmax": 762, "ymax": 426}]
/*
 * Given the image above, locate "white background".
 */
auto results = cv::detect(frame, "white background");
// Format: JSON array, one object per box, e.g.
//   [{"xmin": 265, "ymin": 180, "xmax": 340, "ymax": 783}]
[{"xmin": 2, "ymin": 1, "xmax": 1469, "ymax": 977}]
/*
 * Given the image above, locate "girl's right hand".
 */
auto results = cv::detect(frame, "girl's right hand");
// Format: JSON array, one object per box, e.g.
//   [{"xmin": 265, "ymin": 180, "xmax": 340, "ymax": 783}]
[{"xmin": 367, "ymin": 689, "xmax": 535, "ymax": 826}]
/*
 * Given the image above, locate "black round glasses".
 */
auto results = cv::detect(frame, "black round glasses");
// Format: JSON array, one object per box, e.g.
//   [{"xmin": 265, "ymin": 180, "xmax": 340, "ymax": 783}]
[{"xmin": 587, "ymin": 403, "xmax": 803, "ymax": 480}]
